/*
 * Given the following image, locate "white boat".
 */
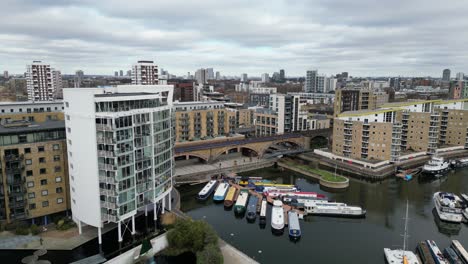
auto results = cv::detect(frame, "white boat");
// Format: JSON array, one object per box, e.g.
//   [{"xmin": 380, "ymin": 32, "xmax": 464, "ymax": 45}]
[
  {"xmin": 451, "ymin": 240, "xmax": 468, "ymax": 263},
  {"xmin": 303, "ymin": 200, "xmax": 366, "ymax": 218},
  {"xmin": 463, "ymin": 208, "xmax": 468, "ymax": 221},
  {"xmin": 460, "ymin": 193, "xmax": 468, "ymax": 203},
  {"xmin": 259, "ymin": 199, "xmax": 267, "ymax": 225},
  {"xmin": 197, "ymin": 180, "xmax": 218, "ymax": 200},
  {"xmin": 422, "ymin": 156, "xmax": 450, "ymax": 176},
  {"xmin": 213, "ymin": 182, "xmax": 229, "ymax": 202},
  {"xmin": 263, "ymin": 186, "xmax": 298, "ymax": 194},
  {"xmin": 427, "ymin": 240, "xmax": 448, "ymax": 264},
  {"xmin": 271, "ymin": 200, "xmax": 284, "ymax": 233},
  {"xmin": 451, "ymin": 158, "xmax": 468, "ymax": 168},
  {"xmin": 384, "ymin": 200, "xmax": 420, "ymax": 264},
  {"xmin": 433, "ymin": 192, "xmax": 463, "ymax": 223},
  {"xmin": 234, "ymin": 190, "xmax": 249, "ymax": 215}
]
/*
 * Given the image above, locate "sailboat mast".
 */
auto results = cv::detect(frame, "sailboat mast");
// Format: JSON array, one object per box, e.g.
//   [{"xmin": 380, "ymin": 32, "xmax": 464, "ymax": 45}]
[{"xmin": 403, "ymin": 200, "xmax": 409, "ymax": 251}]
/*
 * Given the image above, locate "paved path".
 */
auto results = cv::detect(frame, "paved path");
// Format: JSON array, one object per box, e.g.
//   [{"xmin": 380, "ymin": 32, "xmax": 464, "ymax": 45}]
[{"xmin": 175, "ymin": 156, "xmax": 266, "ymax": 177}]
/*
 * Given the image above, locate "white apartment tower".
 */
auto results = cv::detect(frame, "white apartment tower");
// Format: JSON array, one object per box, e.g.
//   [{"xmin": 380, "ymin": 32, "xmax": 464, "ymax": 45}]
[
  {"xmin": 261, "ymin": 73, "xmax": 270, "ymax": 83},
  {"xmin": 26, "ymin": 61, "xmax": 61, "ymax": 101},
  {"xmin": 132, "ymin": 60, "xmax": 159, "ymax": 85},
  {"xmin": 63, "ymin": 85, "xmax": 175, "ymax": 245},
  {"xmin": 305, "ymin": 70, "xmax": 318, "ymax": 93}
]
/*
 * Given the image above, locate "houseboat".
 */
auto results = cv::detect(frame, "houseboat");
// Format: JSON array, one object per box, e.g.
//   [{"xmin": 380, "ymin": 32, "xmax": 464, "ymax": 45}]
[
  {"xmin": 271, "ymin": 200, "xmax": 285, "ymax": 234},
  {"xmin": 427, "ymin": 240, "xmax": 448, "ymax": 264},
  {"xmin": 246, "ymin": 196, "xmax": 259, "ymax": 222},
  {"xmin": 288, "ymin": 211, "xmax": 301, "ymax": 240},
  {"xmin": 259, "ymin": 199, "xmax": 267, "ymax": 226},
  {"xmin": 234, "ymin": 189, "xmax": 249, "ymax": 216},
  {"xmin": 303, "ymin": 200, "xmax": 366, "ymax": 218},
  {"xmin": 443, "ymin": 247, "xmax": 462, "ymax": 264},
  {"xmin": 213, "ymin": 182, "xmax": 230, "ymax": 202},
  {"xmin": 417, "ymin": 241, "xmax": 436, "ymax": 264},
  {"xmin": 223, "ymin": 186, "xmax": 238, "ymax": 208},
  {"xmin": 197, "ymin": 180, "xmax": 218, "ymax": 200},
  {"xmin": 451, "ymin": 240, "xmax": 468, "ymax": 264},
  {"xmin": 433, "ymin": 192, "xmax": 463, "ymax": 223}
]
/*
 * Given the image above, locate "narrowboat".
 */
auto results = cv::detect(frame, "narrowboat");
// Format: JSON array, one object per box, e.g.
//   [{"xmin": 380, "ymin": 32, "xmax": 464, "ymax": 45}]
[
  {"xmin": 246, "ymin": 196, "xmax": 259, "ymax": 222},
  {"xmin": 197, "ymin": 180, "xmax": 218, "ymax": 200},
  {"xmin": 223, "ymin": 187, "xmax": 238, "ymax": 208},
  {"xmin": 271, "ymin": 200, "xmax": 285, "ymax": 234},
  {"xmin": 234, "ymin": 189, "xmax": 249, "ymax": 216},
  {"xmin": 288, "ymin": 211, "xmax": 301, "ymax": 240},
  {"xmin": 259, "ymin": 199, "xmax": 267, "ymax": 226},
  {"xmin": 213, "ymin": 182, "xmax": 230, "ymax": 202}
]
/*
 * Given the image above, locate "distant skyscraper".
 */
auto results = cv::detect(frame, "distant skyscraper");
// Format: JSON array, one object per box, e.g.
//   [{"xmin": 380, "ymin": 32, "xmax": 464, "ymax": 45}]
[
  {"xmin": 3, "ymin": 70, "xmax": 8, "ymax": 79},
  {"xmin": 74, "ymin": 70, "xmax": 84, "ymax": 88},
  {"xmin": 206, "ymin": 68, "xmax": 214, "ymax": 80},
  {"xmin": 279, "ymin": 69, "xmax": 285, "ymax": 81},
  {"xmin": 26, "ymin": 61, "xmax": 61, "ymax": 101},
  {"xmin": 215, "ymin": 71, "xmax": 221, "ymax": 80},
  {"xmin": 341, "ymin": 72, "xmax": 349, "ymax": 78},
  {"xmin": 119, "ymin": 70, "xmax": 123, "ymax": 77},
  {"xmin": 132, "ymin": 60, "xmax": 159, "ymax": 85},
  {"xmin": 195, "ymin": 68, "xmax": 207, "ymax": 84},
  {"xmin": 442, "ymin": 69, "xmax": 451, "ymax": 81},
  {"xmin": 326, "ymin": 77, "xmax": 337, "ymax": 92},
  {"xmin": 457, "ymin": 72, "xmax": 465, "ymax": 80},
  {"xmin": 241, "ymin": 73, "xmax": 248, "ymax": 83},
  {"xmin": 187, "ymin": 72, "xmax": 191, "ymax": 79},
  {"xmin": 126, "ymin": 70, "xmax": 131, "ymax": 76},
  {"xmin": 261, "ymin": 73, "xmax": 269, "ymax": 83},
  {"xmin": 53, "ymin": 70, "xmax": 63, "ymax": 98},
  {"xmin": 114, "ymin": 71, "xmax": 118, "ymax": 77},
  {"xmin": 305, "ymin": 70, "xmax": 318, "ymax": 93}
]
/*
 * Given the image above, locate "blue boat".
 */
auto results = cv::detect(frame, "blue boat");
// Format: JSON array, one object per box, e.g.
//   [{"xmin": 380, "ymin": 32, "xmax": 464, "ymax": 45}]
[
  {"xmin": 443, "ymin": 247, "xmax": 462, "ymax": 263},
  {"xmin": 246, "ymin": 196, "xmax": 259, "ymax": 222},
  {"xmin": 197, "ymin": 180, "xmax": 218, "ymax": 200},
  {"xmin": 213, "ymin": 182, "xmax": 230, "ymax": 202},
  {"xmin": 288, "ymin": 211, "xmax": 301, "ymax": 240}
]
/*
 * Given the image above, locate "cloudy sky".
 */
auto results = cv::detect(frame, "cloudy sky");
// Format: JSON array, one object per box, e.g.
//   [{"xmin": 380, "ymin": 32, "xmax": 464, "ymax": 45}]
[{"xmin": 1, "ymin": 0, "xmax": 467, "ymax": 77}]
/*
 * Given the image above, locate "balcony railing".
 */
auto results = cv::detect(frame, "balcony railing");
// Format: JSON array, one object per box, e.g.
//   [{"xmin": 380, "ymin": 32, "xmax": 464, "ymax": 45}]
[
  {"xmin": 99, "ymin": 188, "xmax": 117, "ymax": 196},
  {"xmin": 96, "ymin": 124, "xmax": 114, "ymax": 131},
  {"xmin": 99, "ymin": 176, "xmax": 116, "ymax": 184},
  {"xmin": 101, "ymin": 213, "xmax": 118, "ymax": 222},
  {"xmin": 100, "ymin": 201, "xmax": 117, "ymax": 209},
  {"xmin": 98, "ymin": 163, "xmax": 117, "ymax": 171},
  {"xmin": 98, "ymin": 150, "xmax": 115, "ymax": 158},
  {"xmin": 97, "ymin": 137, "xmax": 116, "ymax": 144}
]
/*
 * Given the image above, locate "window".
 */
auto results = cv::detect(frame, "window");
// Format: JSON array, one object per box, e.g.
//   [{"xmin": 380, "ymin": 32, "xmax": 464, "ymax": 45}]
[
  {"xmin": 39, "ymin": 157, "xmax": 46, "ymax": 163},
  {"xmin": 40, "ymin": 179, "xmax": 47, "ymax": 185},
  {"xmin": 38, "ymin": 146, "xmax": 45, "ymax": 152},
  {"xmin": 40, "ymin": 168, "xmax": 46, "ymax": 174},
  {"xmin": 41, "ymin": 190, "xmax": 48, "ymax": 196},
  {"xmin": 56, "ymin": 187, "xmax": 63, "ymax": 193},
  {"xmin": 26, "ymin": 159, "xmax": 32, "ymax": 165},
  {"xmin": 54, "ymin": 155, "xmax": 60, "ymax": 162},
  {"xmin": 26, "ymin": 170, "xmax": 33, "ymax": 177},
  {"xmin": 54, "ymin": 166, "xmax": 61, "ymax": 172},
  {"xmin": 24, "ymin": 148, "xmax": 31, "ymax": 154},
  {"xmin": 42, "ymin": 201, "xmax": 49, "ymax": 207},
  {"xmin": 66, "ymin": 115, "xmax": 70, "ymax": 120},
  {"xmin": 27, "ymin": 181, "xmax": 34, "ymax": 188},
  {"xmin": 67, "ymin": 127, "xmax": 71, "ymax": 133},
  {"xmin": 28, "ymin": 192, "xmax": 35, "ymax": 199},
  {"xmin": 57, "ymin": 198, "xmax": 63, "ymax": 204},
  {"xmin": 65, "ymin": 102, "xmax": 69, "ymax": 107},
  {"xmin": 55, "ymin": 176, "xmax": 62, "ymax": 183},
  {"xmin": 29, "ymin": 204, "xmax": 36, "ymax": 210},
  {"xmin": 53, "ymin": 144, "xmax": 60, "ymax": 150}
]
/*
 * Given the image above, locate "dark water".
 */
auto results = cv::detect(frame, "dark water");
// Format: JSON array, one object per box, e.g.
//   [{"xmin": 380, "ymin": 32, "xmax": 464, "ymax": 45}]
[{"xmin": 180, "ymin": 166, "xmax": 468, "ymax": 264}]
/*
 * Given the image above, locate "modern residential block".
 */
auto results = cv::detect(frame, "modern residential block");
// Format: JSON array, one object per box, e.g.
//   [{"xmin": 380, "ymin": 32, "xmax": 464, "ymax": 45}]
[{"xmin": 131, "ymin": 61, "xmax": 159, "ymax": 85}]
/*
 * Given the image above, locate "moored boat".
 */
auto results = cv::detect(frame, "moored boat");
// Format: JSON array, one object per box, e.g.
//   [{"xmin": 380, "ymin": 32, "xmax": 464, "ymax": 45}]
[
  {"xmin": 234, "ymin": 189, "xmax": 249, "ymax": 216},
  {"xmin": 433, "ymin": 192, "xmax": 463, "ymax": 223},
  {"xmin": 197, "ymin": 180, "xmax": 218, "ymax": 200},
  {"xmin": 451, "ymin": 240, "xmax": 468, "ymax": 263},
  {"xmin": 213, "ymin": 182, "xmax": 229, "ymax": 202},
  {"xmin": 266, "ymin": 191, "xmax": 327, "ymax": 200},
  {"xmin": 303, "ymin": 200, "xmax": 366, "ymax": 218},
  {"xmin": 422, "ymin": 156, "xmax": 450, "ymax": 176},
  {"xmin": 460, "ymin": 193, "xmax": 468, "ymax": 203},
  {"xmin": 223, "ymin": 186, "xmax": 238, "ymax": 208},
  {"xmin": 271, "ymin": 200, "xmax": 285, "ymax": 234},
  {"xmin": 288, "ymin": 211, "xmax": 301, "ymax": 240},
  {"xmin": 451, "ymin": 158, "xmax": 468, "ymax": 168},
  {"xmin": 259, "ymin": 199, "xmax": 267, "ymax": 226},
  {"xmin": 427, "ymin": 240, "xmax": 448, "ymax": 264},
  {"xmin": 246, "ymin": 196, "xmax": 259, "ymax": 222},
  {"xmin": 417, "ymin": 241, "xmax": 436, "ymax": 264},
  {"xmin": 263, "ymin": 186, "xmax": 298, "ymax": 195},
  {"xmin": 443, "ymin": 247, "xmax": 462, "ymax": 264}
]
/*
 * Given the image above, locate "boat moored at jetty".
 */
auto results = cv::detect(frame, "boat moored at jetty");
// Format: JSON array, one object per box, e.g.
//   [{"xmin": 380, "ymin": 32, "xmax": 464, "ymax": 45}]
[
  {"xmin": 422, "ymin": 156, "xmax": 450, "ymax": 176},
  {"xmin": 303, "ymin": 200, "xmax": 366, "ymax": 218},
  {"xmin": 246, "ymin": 196, "xmax": 259, "ymax": 222},
  {"xmin": 443, "ymin": 247, "xmax": 461, "ymax": 264},
  {"xmin": 451, "ymin": 240, "xmax": 468, "ymax": 263},
  {"xmin": 427, "ymin": 240, "xmax": 448, "ymax": 264},
  {"xmin": 234, "ymin": 190, "xmax": 249, "ymax": 216},
  {"xmin": 197, "ymin": 180, "xmax": 218, "ymax": 200},
  {"xmin": 288, "ymin": 211, "xmax": 301, "ymax": 240},
  {"xmin": 271, "ymin": 200, "xmax": 285, "ymax": 233},
  {"xmin": 433, "ymin": 192, "xmax": 463, "ymax": 223},
  {"xmin": 224, "ymin": 186, "xmax": 238, "ymax": 208},
  {"xmin": 267, "ymin": 191, "xmax": 327, "ymax": 200},
  {"xmin": 417, "ymin": 241, "xmax": 436, "ymax": 264},
  {"xmin": 460, "ymin": 193, "xmax": 468, "ymax": 204},
  {"xmin": 451, "ymin": 158, "xmax": 468, "ymax": 168},
  {"xmin": 259, "ymin": 199, "xmax": 267, "ymax": 226},
  {"xmin": 263, "ymin": 186, "xmax": 298, "ymax": 195},
  {"xmin": 213, "ymin": 182, "xmax": 230, "ymax": 202}
]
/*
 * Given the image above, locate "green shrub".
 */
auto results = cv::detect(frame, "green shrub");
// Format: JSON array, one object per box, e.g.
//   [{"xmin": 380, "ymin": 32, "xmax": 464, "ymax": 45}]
[
  {"xmin": 15, "ymin": 226, "xmax": 30, "ymax": 235},
  {"xmin": 56, "ymin": 218, "xmax": 75, "ymax": 231},
  {"xmin": 196, "ymin": 243, "xmax": 223, "ymax": 264},
  {"xmin": 30, "ymin": 224, "xmax": 40, "ymax": 235}
]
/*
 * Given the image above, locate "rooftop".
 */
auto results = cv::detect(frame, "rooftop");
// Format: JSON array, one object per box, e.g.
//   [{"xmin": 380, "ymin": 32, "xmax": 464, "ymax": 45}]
[
  {"xmin": 0, "ymin": 120, "xmax": 65, "ymax": 135},
  {"xmin": 95, "ymin": 92, "xmax": 157, "ymax": 98},
  {"xmin": 338, "ymin": 108, "xmax": 397, "ymax": 117}
]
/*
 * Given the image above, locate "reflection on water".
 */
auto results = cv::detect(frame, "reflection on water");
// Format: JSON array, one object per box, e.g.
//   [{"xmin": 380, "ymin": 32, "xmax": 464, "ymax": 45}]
[
  {"xmin": 432, "ymin": 208, "xmax": 462, "ymax": 236},
  {"xmin": 180, "ymin": 166, "xmax": 468, "ymax": 264}
]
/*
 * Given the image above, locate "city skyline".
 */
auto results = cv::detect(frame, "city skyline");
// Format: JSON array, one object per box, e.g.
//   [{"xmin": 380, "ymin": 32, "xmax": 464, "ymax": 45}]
[{"xmin": 0, "ymin": 0, "xmax": 468, "ymax": 77}]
